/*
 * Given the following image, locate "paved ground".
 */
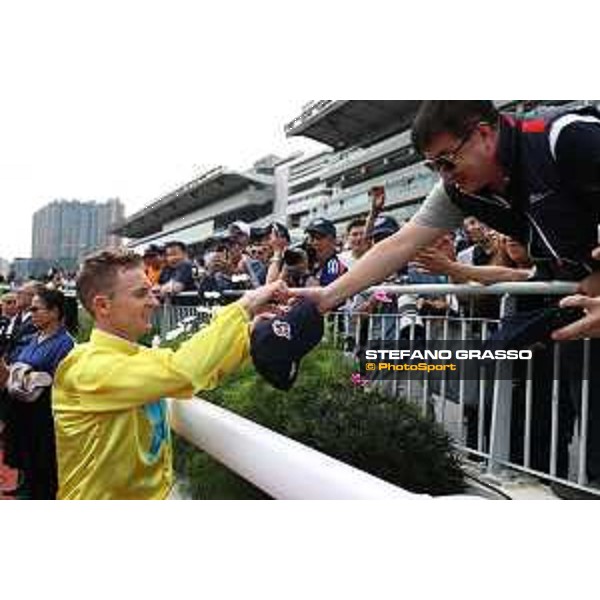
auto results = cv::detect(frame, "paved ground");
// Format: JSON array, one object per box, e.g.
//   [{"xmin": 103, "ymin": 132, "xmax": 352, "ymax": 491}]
[{"xmin": 0, "ymin": 448, "xmax": 18, "ymax": 500}]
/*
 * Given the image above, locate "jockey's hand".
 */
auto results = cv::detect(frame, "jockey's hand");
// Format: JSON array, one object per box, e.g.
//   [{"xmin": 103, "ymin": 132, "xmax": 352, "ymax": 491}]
[{"xmin": 239, "ymin": 280, "xmax": 288, "ymax": 318}]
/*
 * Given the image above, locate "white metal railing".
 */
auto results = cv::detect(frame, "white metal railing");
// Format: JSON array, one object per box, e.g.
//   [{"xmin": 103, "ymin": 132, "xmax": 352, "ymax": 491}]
[
  {"xmin": 168, "ymin": 397, "xmax": 478, "ymax": 500},
  {"xmin": 157, "ymin": 281, "xmax": 599, "ymax": 498},
  {"xmin": 324, "ymin": 280, "xmax": 599, "ymax": 498},
  {"xmin": 367, "ymin": 281, "xmax": 579, "ymax": 296}
]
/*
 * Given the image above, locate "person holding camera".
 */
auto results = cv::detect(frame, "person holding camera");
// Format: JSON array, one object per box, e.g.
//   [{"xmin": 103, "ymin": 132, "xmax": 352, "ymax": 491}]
[
  {"xmin": 228, "ymin": 221, "xmax": 267, "ymax": 288},
  {"xmin": 265, "ymin": 222, "xmax": 310, "ymax": 288},
  {"xmin": 197, "ymin": 239, "xmax": 237, "ymax": 302}
]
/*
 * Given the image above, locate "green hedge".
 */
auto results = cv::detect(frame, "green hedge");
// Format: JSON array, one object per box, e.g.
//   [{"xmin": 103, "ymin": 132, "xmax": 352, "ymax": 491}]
[
  {"xmin": 174, "ymin": 345, "xmax": 465, "ymax": 499},
  {"xmin": 76, "ymin": 307, "xmax": 93, "ymax": 343}
]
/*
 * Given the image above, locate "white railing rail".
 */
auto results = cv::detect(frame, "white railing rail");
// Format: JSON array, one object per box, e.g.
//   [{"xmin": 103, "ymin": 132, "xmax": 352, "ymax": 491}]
[
  {"xmin": 169, "ymin": 397, "xmax": 452, "ymax": 500},
  {"xmin": 365, "ymin": 281, "xmax": 579, "ymax": 296},
  {"xmin": 159, "ymin": 280, "xmax": 595, "ymax": 498}
]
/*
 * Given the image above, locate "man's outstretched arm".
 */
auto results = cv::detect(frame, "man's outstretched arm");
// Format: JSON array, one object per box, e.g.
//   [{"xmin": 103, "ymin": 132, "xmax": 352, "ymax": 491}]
[{"xmin": 296, "ymin": 221, "xmax": 446, "ymax": 312}]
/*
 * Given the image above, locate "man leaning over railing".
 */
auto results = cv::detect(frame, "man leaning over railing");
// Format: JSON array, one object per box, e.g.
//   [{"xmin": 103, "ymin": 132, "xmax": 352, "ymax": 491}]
[
  {"xmin": 415, "ymin": 237, "xmax": 575, "ymax": 478},
  {"xmin": 294, "ymin": 100, "xmax": 600, "ymax": 485}
]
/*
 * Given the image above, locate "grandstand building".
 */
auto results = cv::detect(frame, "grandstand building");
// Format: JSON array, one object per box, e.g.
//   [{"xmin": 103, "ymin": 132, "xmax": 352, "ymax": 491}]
[
  {"xmin": 283, "ymin": 100, "xmax": 586, "ymax": 234},
  {"xmin": 116, "ymin": 100, "xmax": 587, "ymax": 250},
  {"xmin": 114, "ymin": 160, "xmax": 279, "ymax": 253}
]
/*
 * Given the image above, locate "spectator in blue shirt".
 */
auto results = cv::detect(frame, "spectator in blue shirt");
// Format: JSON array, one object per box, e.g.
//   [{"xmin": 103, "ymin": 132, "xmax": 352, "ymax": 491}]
[
  {"xmin": 305, "ymin": 218, "xmax": 347, "ymax": 287},
  {"xmin": 0, "ymin": 287, "xmax": 74, "ymax": 499},
  {"xmin": 158, "ymin": 241, "xmax": 197, "ymax": 301}
]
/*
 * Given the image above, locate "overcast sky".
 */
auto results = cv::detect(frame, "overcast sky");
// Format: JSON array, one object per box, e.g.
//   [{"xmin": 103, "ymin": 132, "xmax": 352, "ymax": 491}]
[
  {"xmin": 0, "ymin": 2, "xmax": 329, "ymax": 261},
  {"xmin": 1, "ymin": 3, "xmax": 590, "ymax": 263}
]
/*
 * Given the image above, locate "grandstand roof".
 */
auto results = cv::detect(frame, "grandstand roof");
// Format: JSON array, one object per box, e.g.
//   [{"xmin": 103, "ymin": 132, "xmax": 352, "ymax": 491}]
[
  {"xmin": 284, "ymin": 101, "xmax": 421, "ymax": 150},
  {"xmin": 114, "ymin": 167, "xmax": 273, "ymax": 238}
]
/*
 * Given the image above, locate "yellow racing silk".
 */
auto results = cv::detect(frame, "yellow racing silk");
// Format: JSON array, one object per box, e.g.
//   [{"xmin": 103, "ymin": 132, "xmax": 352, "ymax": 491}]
[{"xmin": 53, "ymin": 302, "xmax": 250, "ymax": 499}]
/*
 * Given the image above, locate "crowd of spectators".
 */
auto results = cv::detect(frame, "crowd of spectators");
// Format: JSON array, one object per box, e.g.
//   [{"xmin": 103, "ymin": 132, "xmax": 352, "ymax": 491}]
[
  {"xmin": 0, "ymin": 207, "xmax": 593, "ymax": 499},
  {"xmin": 0, "ymin": 281, "xmax": 74, "ymax": 498},
  {"xmin": 0, "ymin": 203, "xmax": 592, "ymax": 499},
  {"xmin": 4, "ymin": 98, "xmax": 600, "ymax": 500}
]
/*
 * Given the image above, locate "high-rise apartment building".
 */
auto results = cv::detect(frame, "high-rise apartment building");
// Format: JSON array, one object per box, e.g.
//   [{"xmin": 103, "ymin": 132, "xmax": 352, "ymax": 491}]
[{"xmin": 32, "ymin": 199, "xmax": 125, "ymax": 269}]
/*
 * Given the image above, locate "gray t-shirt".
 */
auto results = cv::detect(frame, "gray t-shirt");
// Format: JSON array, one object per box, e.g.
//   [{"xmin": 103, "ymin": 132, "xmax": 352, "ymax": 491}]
[{"xmin": 412, "ymin": 181, "xmax": 464, "ymax": 231}]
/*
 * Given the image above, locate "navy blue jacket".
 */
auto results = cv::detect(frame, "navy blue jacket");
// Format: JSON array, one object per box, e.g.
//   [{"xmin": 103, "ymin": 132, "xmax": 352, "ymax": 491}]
[{"xmin": 447, "ymin": 106, "xmax": 600, "ymax": 280}]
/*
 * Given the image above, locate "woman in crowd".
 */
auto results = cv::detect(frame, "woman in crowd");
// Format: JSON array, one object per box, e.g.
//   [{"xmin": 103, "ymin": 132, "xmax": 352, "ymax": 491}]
[{"xmin": 0, "ymin": 287, "xmax": 74, "ymax": 499}]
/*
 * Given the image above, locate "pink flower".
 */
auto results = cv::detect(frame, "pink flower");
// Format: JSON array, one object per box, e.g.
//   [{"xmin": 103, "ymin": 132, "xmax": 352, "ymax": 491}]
[{"xmin": 351, "ymin": 372, "xmax": 369, "ymax": 387}]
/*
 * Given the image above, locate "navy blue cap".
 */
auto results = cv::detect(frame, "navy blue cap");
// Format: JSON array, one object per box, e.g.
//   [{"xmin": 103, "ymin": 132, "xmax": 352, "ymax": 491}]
[
  {"xmin": 251, "ymin": 299, "xmax": 324, "ymax": 390},
  {"xmin": 305, "ymin": 218, "xmax": 337, "ymax": 239},
  {"xmin": 371, "ymin": 215, "xmax": 399, "ymax": 241}
]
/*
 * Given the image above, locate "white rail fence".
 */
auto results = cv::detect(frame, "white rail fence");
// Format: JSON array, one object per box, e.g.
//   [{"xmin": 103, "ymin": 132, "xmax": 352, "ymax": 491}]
[
  {"xmin": 159, "ymin": 280, "xmax": 599, "ymax": 498},
  {"xmin": 169, "ymin": 398, "xmax": 433, "ymax": 499}
]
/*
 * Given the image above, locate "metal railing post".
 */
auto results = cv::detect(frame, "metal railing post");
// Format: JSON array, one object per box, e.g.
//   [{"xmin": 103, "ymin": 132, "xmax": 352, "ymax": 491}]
[
  {"xmin": 549, "ymin": 343, "xmax": 561, "ymax": 477},
  {"xmin": 577, "ymin": 339, "xmax": 591, "ymax": 485},
  {"xmin": 487, "ymin": 294, "xmax": 514, "ymax": 475}
]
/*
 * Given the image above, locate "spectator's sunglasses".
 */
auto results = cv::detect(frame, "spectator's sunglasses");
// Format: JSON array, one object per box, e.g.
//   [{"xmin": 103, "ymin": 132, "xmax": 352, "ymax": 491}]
[{"xmin": 423, "ymin": 123, "xmax": 480, "ymax": 173}]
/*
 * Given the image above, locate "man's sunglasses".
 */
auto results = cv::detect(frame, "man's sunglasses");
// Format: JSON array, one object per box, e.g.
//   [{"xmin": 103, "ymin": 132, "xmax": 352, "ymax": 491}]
[{"xmin": 423, "ymin": 124, "xmax": 480, "ymax": 174}]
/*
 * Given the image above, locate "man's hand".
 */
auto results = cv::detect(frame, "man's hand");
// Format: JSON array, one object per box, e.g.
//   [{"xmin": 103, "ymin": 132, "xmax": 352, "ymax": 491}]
[
  {"xmin": 289, "ymin": 286, "xmax": 334, "ymax": 314},
  {"xmin": 368, "ymin": 186, "xmax": 386, "ymax": 214},
  {"xmin": 239, "ymin": 280, "xmax": 289, "ymax": 318},
  {"xmin": 269, "ymin": 229, "xmax": 289, "ymax": 254},
  {"xmin": 160, "ymin": 280, "xmax": 184, "ymax": 296},
  {"xmin": 413, "ymin": 247, "xmax": 453, "ymax": 275},
  {"xmin": 552, "ymin": 294, "xmax": 600, "ymax": 340}
]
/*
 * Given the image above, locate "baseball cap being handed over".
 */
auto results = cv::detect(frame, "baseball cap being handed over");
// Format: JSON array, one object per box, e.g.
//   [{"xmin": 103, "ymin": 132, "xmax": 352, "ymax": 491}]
[{"xmin": 251, "ymin": 299, "xmax": 324, "ymax": 391}]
